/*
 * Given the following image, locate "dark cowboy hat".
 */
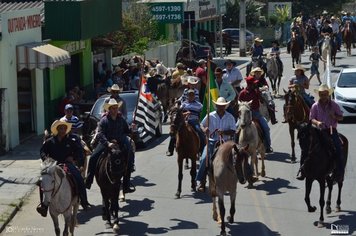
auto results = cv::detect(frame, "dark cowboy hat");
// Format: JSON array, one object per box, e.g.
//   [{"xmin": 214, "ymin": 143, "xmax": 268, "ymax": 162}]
[
  {"xmin": 224, "ymin": 59, "xmax": 237, "ymax": 66},
  {"xmin": 271, "ymin": 40, "xmax": 280, "ymax": 46}
]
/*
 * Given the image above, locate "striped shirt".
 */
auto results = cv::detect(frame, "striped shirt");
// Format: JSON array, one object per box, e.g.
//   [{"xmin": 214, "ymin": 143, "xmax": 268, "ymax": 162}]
[
  {"xmin": 60, "ymin": 115, "xmax": 83, "ymax": 129},
  {"xmin": 201, "ymin": 111, "xmax": 236, "ymax": 141},
  {"xmin": 179, "ymin": 88, "xmax": 200, "ymax": 103},
  {"xmin": 180, "ymin": 100, "xmax": 203, "ymax": 121}
]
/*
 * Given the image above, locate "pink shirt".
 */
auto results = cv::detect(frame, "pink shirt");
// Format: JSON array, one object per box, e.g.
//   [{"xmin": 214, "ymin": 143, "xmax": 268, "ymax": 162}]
[{"xmin": 309, "ymin": 100, "xmax": 343, "ymax": 128}]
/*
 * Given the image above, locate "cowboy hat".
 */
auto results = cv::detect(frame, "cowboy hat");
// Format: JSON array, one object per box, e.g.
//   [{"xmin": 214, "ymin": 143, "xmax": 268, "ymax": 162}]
[
  {"xmin": 250, "ymin": 67, "xmax": 265, "ymax": 76},
  {"xmin": 322, "ymin": 10, "xmax": 328, "ymax": 15},
  {"xmin": 341, "ymin": 11, "xmax": 347, "ymax": 15},
  {"xmin": 198, "ymin": 59, "xmax": 207, "ymax": 65},
  {"xmin": 107, "ymin": 84, "xmax": 122, "ymax": 93},
  {"xmin": 213, "ymin": 97, "xmax": 231, "ymax": 107},
  {"xmin": 103, "ymin": 98, "xmax": 120, "ymax": 111},
  {"xmin": 224, "ymin": 59, "xmax": 237, "ymax": 66},
  {"xmin": 176, "ymin": 62, "xmax": 185, "ymax": 69},
  {"xmin": 114, "ymin": 66, "xmax": 124, "ymax": 74},
  {"xmin": 292, "ymin": 64, "xmax": 306, "ymax": 72},
  {"xmin": 314, "ymin": 84, "xmax": 334, "ymax": 95},
  {"xmin": 187, "ymin": 76, "xmax": 199, "ymax": 84},
  {"xmin": 50, "ymin": 120, "xmax": 72, "ymax": 136},
  {"xmin": 254, "ymin": 37, "xmax": 263, "ymax": 43},
  {"xmin": 330, "ymin": 16, "xmax": 336, "ymax": 20}
]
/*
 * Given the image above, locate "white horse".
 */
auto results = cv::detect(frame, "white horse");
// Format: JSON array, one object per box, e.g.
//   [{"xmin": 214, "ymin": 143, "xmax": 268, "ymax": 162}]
[
  {"xmin": 40, "ymin": 158, "xmax": 79, "ymax": 236},
  {"xmin": 259, "ymin": 87, "xmax": 273, "ymax": 123},
  {"xmin": 238, "ymin": 101, "xmax": 266, "ymax": 187}
]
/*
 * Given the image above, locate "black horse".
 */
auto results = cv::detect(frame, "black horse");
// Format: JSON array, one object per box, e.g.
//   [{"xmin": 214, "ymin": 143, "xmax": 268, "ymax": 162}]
[
  {"xmin": 297, "ymin": 122, "xmax": 348, "ymax": 228},
  {"xmin": 95, "ymin": 143, "xmax": 129, "ymax": 233}
]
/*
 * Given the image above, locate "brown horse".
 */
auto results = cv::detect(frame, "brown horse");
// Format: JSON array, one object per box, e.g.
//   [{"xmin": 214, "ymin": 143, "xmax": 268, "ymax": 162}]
[
  {"xmin": 283, "ymin": 89, "xmax": 309, "ymax": 163},
  {"xmin": 291, "ymin": 32, "xmax": 301, "ymax": 68},
  {"xmin": 208, "ymin": 141, "xmax": 249, "ymax": 236},
  {"xmin": 342, "ymin": 21, "xmax": 353, "ymax": 56},
  {"xmin": 95, "ymin": 143, "xmax": 129, "ymax": 233},
  {"xmin": 297, "ymin": 122, "xmax": 348, "ymax": 228},
  {"xmin": 169, "ymin": 105, "xmax": 200, "ymax": 198},
  {"xmin": 306, "ymin": 24, "xmax": 319, "ymax": 50}
]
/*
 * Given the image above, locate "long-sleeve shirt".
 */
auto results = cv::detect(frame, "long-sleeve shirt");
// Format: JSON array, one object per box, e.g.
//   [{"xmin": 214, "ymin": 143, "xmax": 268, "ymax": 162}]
[
  {"xmin": 238, "ymin": 88, "xmax": 261, "ymax": 111},
  {"xmin": 216, "ymin": 79, "xmax": 236, "ymax": 102},
  {"xmin": 180, "ymin": 100, "xmax": 203, "ymax": 122},
  {"xmin": 97, "ymin": 115, "xmax": 130, "ymax": 146},
  {"xmin": 179, "ymin": 88, "xmax": 200, "ymax": 103},
  {"xmin": 40, "ymin": 135, "xmax": 84, "ymax": 167},
  {"xmin": 201, "ymin": 111, "xmax": 236, "ymax": 141},
  {"xmin": 222, "ymin": 67, "xmax": 243, "ymax": 85},
  {"xmin": 310, "ymin": 100, "xmax": 343, "ymax": 129}
]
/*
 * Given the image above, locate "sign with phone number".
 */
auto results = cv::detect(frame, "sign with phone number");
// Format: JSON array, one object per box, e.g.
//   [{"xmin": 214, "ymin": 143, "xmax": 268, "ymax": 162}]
[{"xmin": 150, "ymin": 3, "xmax": 183, "ymax": 23}]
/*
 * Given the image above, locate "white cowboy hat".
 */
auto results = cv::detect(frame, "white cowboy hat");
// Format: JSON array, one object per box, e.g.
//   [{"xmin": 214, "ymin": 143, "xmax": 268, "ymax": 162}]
[
  {"xmin": 187, "ymin": 76, "xmax": 199, "ymax": 84},
  {"xmin": 50, "ymin": 120, "xmax": 72, "ymax": 136},
  {"xmin": 107, "ymin": 84, "xmax": 122, "ymax": 93},
  {"xmin": 156, "ymin": 63, "xmax": 168, "ymax": 76},
  {"xmin": 103, "ymin": 98, "xmax": 120, "ymax": 111},
  {"xmin": 292, "ymin": 64, "xmax": 306, "ymax": 72},
  {"xmin": 198, "ymin": 59, "xmax": 207, "ymax": 65},
  {"xmin": 314, "ymin": 84, "xmax": 334, "ymax": 95},
  {"xmin": 250, "ymin": 67, "xmax": 265, "ymax": 76},
  {"xmin": 254, "ymin": 37, "xmax": 263, "ymax": 43},
  {"xmin": 213, "ymin": 97, "xmax": 231, "ymax": 107}
]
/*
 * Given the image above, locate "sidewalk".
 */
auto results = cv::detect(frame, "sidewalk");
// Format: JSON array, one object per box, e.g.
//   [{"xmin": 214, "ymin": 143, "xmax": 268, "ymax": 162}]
[{"xmin": 0, "ymin": 136, "xmax": 43, "ymax": 233}]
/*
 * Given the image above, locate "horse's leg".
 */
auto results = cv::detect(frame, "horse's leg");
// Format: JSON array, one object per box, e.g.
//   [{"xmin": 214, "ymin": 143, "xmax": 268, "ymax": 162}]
[
  {"xmin": 336, "ymin": 180, "xmax": 343, "ymax": 212},
  {"xmin": 175, "ymin": 154, "xmax": 184, "ymax": 198},
  {"xmin": 218, "ymin": 194, "xmax": 226, "ymax": 236},
  {"xmin": 50, "ymin": 212, "xmax": 60, "ymax": 236},
  {"xmin": 190, "ymin": 155, "xmax": 197, "ymax": 191},
  {"xmin": 185, "ymin": 157, "xmax": 189, "ymax": 170},
  {"xmin": 305, "ymin": 178, "xmax": 317, "ymax": 212},
  {"xmin": 326, "ymin": 176, "xmax": 333, "ymax": 214},
  {"xmin": 277, "ymin": 76, "xmax": 282, "ymax": 96},
  {"xmin": 63, "ymin": 212, "xmax": 71, "ymax": 236},
  {"xmin": 112, "ymin": 193, "xmax": 120, "ymax": 232},
  {"xmin": 227, "ymin": 191, "xmax": 236, "ymax": 224},
  {"xmin": 289, "ymin": 126, "xmax": 296, "ymax": 163},
  {"xmin": 317, "ymin": 179, "xmax": 326, "ymax": 228},
  {"xmin": 70, "ymin": 200, "xmax": 79, "ymax": 233},
  {"xmin": 212, "ymin": 196, "xmax": 219, "ymax": 222},
  {"xmin": 260, "ymin": 151, "xmax": 266, "ymax": 177},
  {"xmin": 103, "ymin": 197, "xmax": 111, "ymax": 226}
]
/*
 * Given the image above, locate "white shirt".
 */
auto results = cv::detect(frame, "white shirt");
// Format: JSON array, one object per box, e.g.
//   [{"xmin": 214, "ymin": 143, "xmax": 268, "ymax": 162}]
[
  {"xmin": 201, "ymin": 111, "xmax": 236, "ymax": 141},
  {"xmin": 222, "ymin": 67, "xmax": 243, "ymax": 85}
]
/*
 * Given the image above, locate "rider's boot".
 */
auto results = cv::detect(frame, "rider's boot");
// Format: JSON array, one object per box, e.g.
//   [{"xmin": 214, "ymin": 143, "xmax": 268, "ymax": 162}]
[
  {"xmin": 85, "ymin": 171, "xmax": 94, "ymax": 190},
  {"xmin": 36, "ymin": 181, "xmax": 48, "ymax": 217},
  {"xmin": 268, "ymin": 105, "xmax": 278, "ymax": 125}
]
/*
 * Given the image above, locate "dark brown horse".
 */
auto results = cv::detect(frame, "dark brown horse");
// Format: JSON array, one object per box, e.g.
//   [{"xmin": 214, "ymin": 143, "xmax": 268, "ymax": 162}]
[
  {"xmin": 297, "ymin": 122, "xmax": 348, "ymax": 228},
  {"xmin": 291, "ymin": 32, "xmax": 302, "ymax": 68},
  {"xmin": 306, "ymin": 25, "xmax": 319, "ymax": 50},
  {"xmin": 95, "ymin": 143, "xmax": 129, "ymax": 233},
  {"xmin": 169, "ymin": 105, "xmax": 200, "ymax": 198},
  {"xmin": 283, "ymin": 89, "xmax": 309, "ymax": 162},
  {"xmin": 342, "ymin": 21, "xmax": 353, "ymax": 56}
]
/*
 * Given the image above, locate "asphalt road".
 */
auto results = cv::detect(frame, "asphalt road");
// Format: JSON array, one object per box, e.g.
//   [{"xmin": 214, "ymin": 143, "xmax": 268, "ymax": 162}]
[{"xmin": 2, "ymin": 48, "xmax": 356, "ymax": 236}]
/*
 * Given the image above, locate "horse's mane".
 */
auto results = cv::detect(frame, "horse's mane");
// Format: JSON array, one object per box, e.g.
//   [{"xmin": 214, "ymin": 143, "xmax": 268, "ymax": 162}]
[{"xmin": 40, "ymin": 158, "xmax": 57, "ymax": 174}]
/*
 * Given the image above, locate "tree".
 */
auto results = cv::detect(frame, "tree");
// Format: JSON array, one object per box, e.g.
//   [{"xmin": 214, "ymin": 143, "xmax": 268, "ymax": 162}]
[{"xmin": 223, "ymin": 0, "xmax": 261, "ymax": 28}]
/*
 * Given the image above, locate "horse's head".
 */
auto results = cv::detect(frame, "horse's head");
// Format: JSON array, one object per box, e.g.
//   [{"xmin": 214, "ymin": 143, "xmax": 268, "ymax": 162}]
[
  {"xmin": 284, "ymin": 89, "xmax": 309, "ymax": 123},
  {"xmin": 40, "ymin": 158, "xmax": 64, "ymax": 206},
  {"xmin": 107, "ymin": 143, "xmax": 128, "ymax": 182},
  {"xmin": 284, "ymin": 89, "xmax": 297, "ymax": 122},
  {"xmin": 297, "ymin": 122, "xmax": 312, "ymax": 152},
  {"xmin": 169, "ymin": 105, "xmax": 184, "ymax": 133},
  {"xmin": 238, "ymin": 101, "xmax": 252, "ymax": 129}
]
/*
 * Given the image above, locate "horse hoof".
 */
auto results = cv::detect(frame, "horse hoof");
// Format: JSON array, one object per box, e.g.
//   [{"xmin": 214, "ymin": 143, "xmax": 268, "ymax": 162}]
[
  {"xmin": 261, "ymin": 171, "xmax": 266, "ymax": 177},
  {"xmin": 113, "ymin": 223, "xmax": 120, "ymax": 233},
  {"xmin": 290, "ymin": 158, "xmax": 296, "ymax": 164},
  {"xmin": 227, "ymin": 216, "xmax": 234, "ymax": 224},
  {"xmin": 326, "ymin": 206, "xmax": 332, "ymax": 214},
  {"xmin": 308, "ymin": 206, "xmax": 317, "ymax": 212},
  {"xmin": 335, "ymin": 206, "xmax": 341, "ymax": 212},
  {"xmin": 220, "ymin": 230, "xmax": 226, "ymax": 236},
  {"xmin": 317, "ymin": 221, "xmax": 324, "ymax": 228},
  {"xmin": 175, "ymin": 192, "xmax": 181, "ymax": 199}
]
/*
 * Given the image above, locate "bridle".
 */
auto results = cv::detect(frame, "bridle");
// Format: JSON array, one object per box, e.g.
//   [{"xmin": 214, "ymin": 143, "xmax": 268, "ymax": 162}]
[{"xmin": 285, "ymin": 91, "xmax": 307, "ymax": 123}]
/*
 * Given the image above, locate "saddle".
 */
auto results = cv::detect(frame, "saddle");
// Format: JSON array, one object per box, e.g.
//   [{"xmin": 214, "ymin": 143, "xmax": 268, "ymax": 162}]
[{"xmin": 58, "ymin": 164, "xmax": 78, "ymax": 198}]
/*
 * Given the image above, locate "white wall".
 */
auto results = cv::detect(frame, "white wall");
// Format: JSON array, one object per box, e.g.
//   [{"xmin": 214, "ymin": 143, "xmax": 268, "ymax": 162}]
[{"xmin": 0, "ymin": 8, "xmax": 43, "ymax": 150}]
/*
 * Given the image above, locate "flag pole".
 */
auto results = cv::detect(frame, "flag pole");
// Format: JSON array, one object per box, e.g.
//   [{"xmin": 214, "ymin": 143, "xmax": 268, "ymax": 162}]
[{"xmin": 205, "ymin": 52, "xmax": 211, "ymax": 169}]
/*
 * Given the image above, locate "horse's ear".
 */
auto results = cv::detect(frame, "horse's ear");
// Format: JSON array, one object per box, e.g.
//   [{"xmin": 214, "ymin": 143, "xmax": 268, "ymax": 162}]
[{"xmin": 56, "ymin": 167, "xmax": 65, "ymax": 179}]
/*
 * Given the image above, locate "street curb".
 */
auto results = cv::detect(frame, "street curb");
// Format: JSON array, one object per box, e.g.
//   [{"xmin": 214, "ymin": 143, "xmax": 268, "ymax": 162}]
[{"xmin": 0, "ymin": 183, "xmax": 38, "ymax": 233}]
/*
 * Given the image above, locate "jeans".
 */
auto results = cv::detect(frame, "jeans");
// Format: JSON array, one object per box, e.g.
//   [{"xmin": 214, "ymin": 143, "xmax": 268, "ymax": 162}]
[
  {"xmin": 301, "ymin": 92, "xmax": 315, "ymax": 108},
  {"xmin": 187, "ymin": 119, "xmax": 206, "ymax": 154},
  {"xmin": 66, "ymin": 163, "xmax": 88, "ymax": 203},
  {"xmin": 196, "ymin": 139, "xmax": 216, "ymax": 182},
  {"xmin": 252, "ymin": 110, "xmax": 271, "ymax": 148}
]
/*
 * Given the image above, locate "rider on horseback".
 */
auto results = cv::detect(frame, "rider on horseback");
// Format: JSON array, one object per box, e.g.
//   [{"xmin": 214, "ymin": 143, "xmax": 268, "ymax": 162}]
[
  {"xmin": 238, "ymin": 76, "xmax": 273, "ymax": 153},
  {"xmin": 287, "ymin": 19, "xmax": 304, "ymax": 54},
  {"xmin": 37, "ymin": 120, "xmax": 91, "ymax": 217},
  {"xmin": 246, "ymin": 38, "xmax": 266, "ymax": 76},
  {"xmin": 288, "ymin": 65, "xmax": 315, "ymax": 107},
  {"xmin": 250, "ymin": 67, "xmax": 278, "ymax": 125},
  {"xmin": 269, "ymin": 40, "xmax": 283, "ymax": 77},
  {"xmin": 296, "ymin": 84, "xmax": 344, "ymax": 181},
  {"xmin": 318, "ymin": 19, "xmax": 333, "ymax": 54},
  {"xmin": 222, "ymin": 59, "xmax": 243, "ymax": 94}
]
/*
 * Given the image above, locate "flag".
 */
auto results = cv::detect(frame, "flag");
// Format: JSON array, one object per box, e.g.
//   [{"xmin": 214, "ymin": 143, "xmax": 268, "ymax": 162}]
[
  {"xmin": 323, "ymin": 53, "xmax": 332, "ymax": 89},
  {"xmin": 200, "ymin": 61, "xmax": 219, "ymax": 120},
  {"xmin": 134, "ymin": 75, "xmax": 161, "ymax": 143}
]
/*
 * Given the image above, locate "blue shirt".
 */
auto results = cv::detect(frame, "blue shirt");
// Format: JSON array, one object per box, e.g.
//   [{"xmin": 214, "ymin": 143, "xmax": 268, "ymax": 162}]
[
  {"xmin": 179, "ymin": 88, "xmax": 200, "ymax": 103},
  {"xmin": 180, "ymin": 100, "xmax": 203, "ymax": 121},
  {"xmin": 251, "ymin": 44, "xmax": 264, "ymax": 57}
]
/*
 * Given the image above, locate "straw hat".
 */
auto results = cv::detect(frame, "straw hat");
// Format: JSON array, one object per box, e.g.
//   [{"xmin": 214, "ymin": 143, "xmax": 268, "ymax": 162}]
[
  {"xmin": 187, "ymin": 76, "xmax": 199, "ymax": 84},
  {"xmin": 107, "ymin": 84, "xmax": 122, "ymax": 93},
  {"xmin": 50, "ymin": 120, "xmax": 72, "ymax": 136},
  {"xmin": 103, "ymin": 98, "xmax": 120, "ymax": 111},
  {"xmin": 292, "ymin": 64, "xmax": 306, "ymax": 72},
  {"xmin": 213, "ymin": 97, "xmax": 231, "ymax": 107},
  {"xmin": 254, "ymin": 37, "xmax": 263, "ymax": 43},
  {"xmin": 250, "ymin": 67, "xmax": 264, "ymax": 76},
  {"xmin": 314, "ymin": 84, "xmax": 333, "ymax": 96},
  {"xmin": 114, "ymin": 67, "xmax": 124, "ymax": 74}
]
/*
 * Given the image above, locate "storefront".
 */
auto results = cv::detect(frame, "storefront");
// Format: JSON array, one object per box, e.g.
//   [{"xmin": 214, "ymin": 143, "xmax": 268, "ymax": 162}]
[{"xmin": 0, "ymin": 8, "xmax": 70, "ymax": 151}]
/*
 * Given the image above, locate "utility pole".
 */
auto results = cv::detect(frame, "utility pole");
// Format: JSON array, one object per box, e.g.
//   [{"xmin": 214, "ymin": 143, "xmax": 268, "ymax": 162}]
[{"xmin": 239, "ymin": 0, "xmax": 246, "ymax": 57}]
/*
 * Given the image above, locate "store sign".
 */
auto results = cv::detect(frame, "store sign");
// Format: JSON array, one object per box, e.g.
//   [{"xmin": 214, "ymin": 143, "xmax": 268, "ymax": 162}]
[
  {"xmin": 199, "ymin": 0, "xmax": 217, "ymax": 19},
  {"xmin": 150, "ymin": 3, "xmax": 184, "ymax": 24},
  {"xmin": 61, "ymin": 41, "xmax": 86, "ymax": 54},
  {"xmin": 7, "ymin": 14, "xmax": 41, "ymax": 34}
]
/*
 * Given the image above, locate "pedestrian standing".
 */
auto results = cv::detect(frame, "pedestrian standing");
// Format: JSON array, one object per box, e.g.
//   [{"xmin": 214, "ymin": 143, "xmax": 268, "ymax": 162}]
[{"xmin": 309, "ymin": 46, "xmax": 325, "ymax": 85}]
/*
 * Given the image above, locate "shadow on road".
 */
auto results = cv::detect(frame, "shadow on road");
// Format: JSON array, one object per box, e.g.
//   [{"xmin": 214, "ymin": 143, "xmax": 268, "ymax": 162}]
[
  {"xmin": 227, "ymin": 221, "xmax": 281, "ymax": 236},
  {"xmin": 340, "ymin": 117, "xmax": 356, "ymax": 124},
  {"xmin": 121, "ymin": 198, "xmax": 155, "ymax": 218},
  {"xmin": 137, "ymin": 134, "xmax": 170, "ymax": 152},
  {"xmin": 255, "ymin": 177, "xmax": 298, "ymax": 195},
  {"xmin": 77, "ymin": 204, "xmax": 103, "ymax": 224},
  {"xmin": 131, "ymin": 175, "xmax": 156, "ymax": 188},
  {"xmin": 266, "ymin": 151, "xmax": 295, "ymax": 164},
  {"xmin": 316, "ymin": 210, "xmax": 356, "ymax": 235}
]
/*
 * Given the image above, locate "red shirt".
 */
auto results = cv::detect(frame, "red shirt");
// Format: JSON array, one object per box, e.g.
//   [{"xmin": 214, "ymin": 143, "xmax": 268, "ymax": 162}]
[
  {"xmin": 195, "ymin": 66, "xmax": 207, "ymax": 85},
  {"xmin": 238, "ymin": 88, "xmax": 261, "ymax": 111}
]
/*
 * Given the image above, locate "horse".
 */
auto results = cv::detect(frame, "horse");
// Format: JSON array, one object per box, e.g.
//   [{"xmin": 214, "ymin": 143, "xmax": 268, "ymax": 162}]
[
  {"xmin": 283, "ymin": 89, "xmax": 309, "ymax": 163},
  {"xmin": 237, "ymin": 101, "xmax": 265, "ymax": 187},
  {"xmin": 169, "ymin": 105, "xmax": 199, "ymax": 198},
  {"xmin": 95, "ymin": 143, "xmax": 129, "ymax": 233},
  {"xmin": 259, "ymin": 88, "xmax": 273, "ymax": 123},
  {"xmin": 208, "ymin": 141, "xmax": 249, "ymax": 236},
  {"xmin": 297, "ymin": 122, "xmax": 348, "ymax": 228},
  {"xmin": 342, "ymin": 21, "xmax": 353, "ymax": 56},
  {"xmin": 321, "ymin": 35, "xmax": 337, "ymax": 66},
  {"xmin": 266, "ymin": 54, "xmax": 283, "ymax": 96},
  {"xmin": 40, "ymin": 158, "xmax": 79, "ymax": 236},
  {"xmin": 246, "ymin": 55, "xmax": 267, "ymax": 76},
  {"xmin": 306, "ymin": 25, "xmax": 319, "ymax": 50},
  {"xmin": 290, "ymin": 32, "xmax": 302, "ymax": 68}
]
